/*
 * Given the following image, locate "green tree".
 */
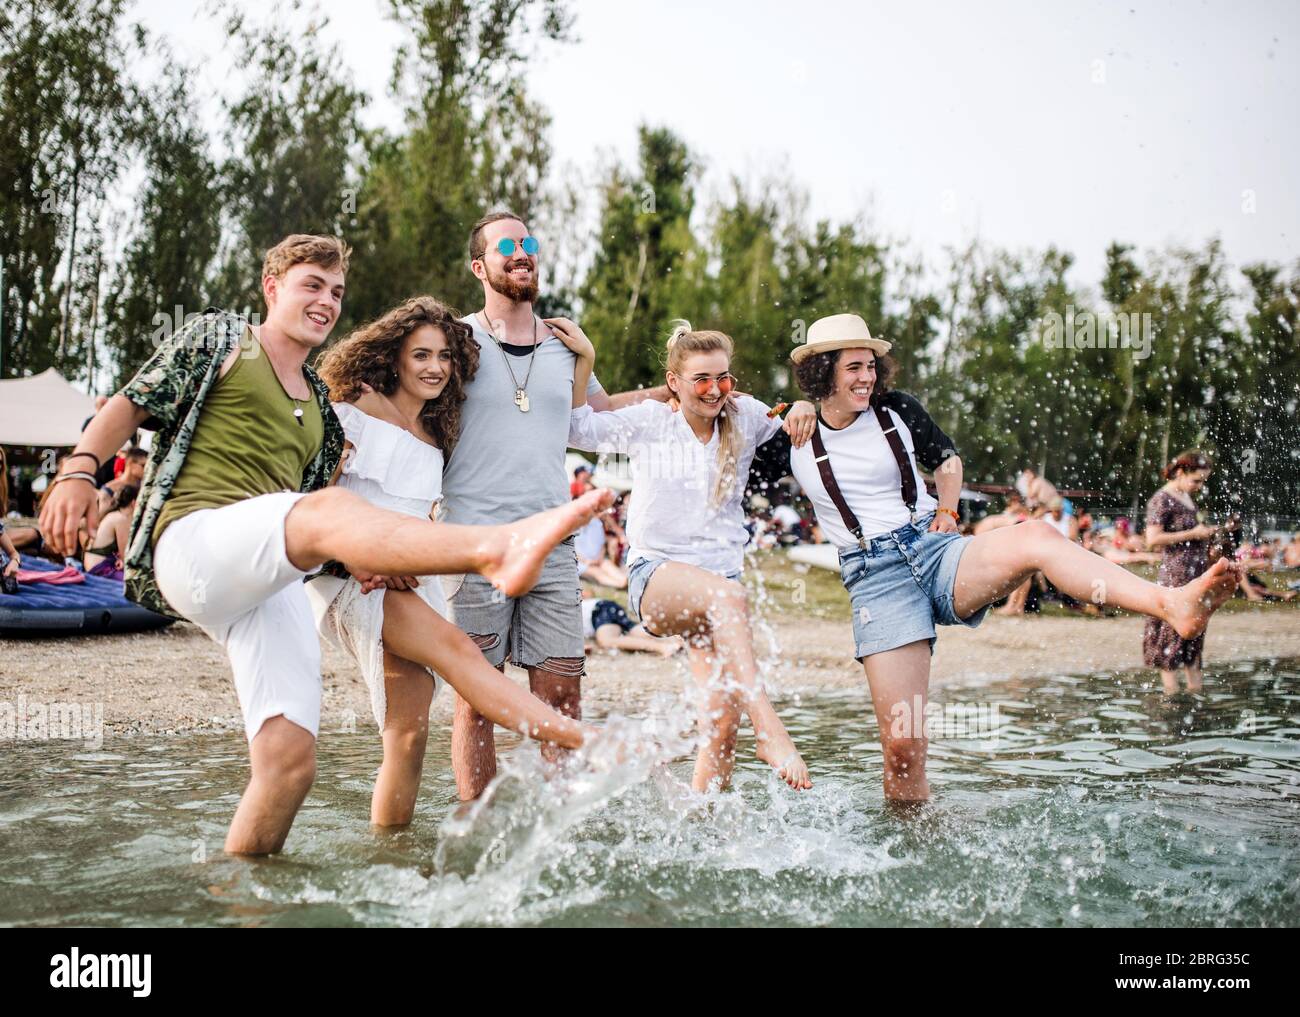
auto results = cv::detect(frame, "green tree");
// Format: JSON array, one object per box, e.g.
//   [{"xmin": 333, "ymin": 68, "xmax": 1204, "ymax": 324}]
[
  {"xmin": 344, "ymin": 0, "xmax": 572, "ymax": 330},
  {"xmin": 578, "ymin": 125, "xmax": 701, "ymax": 394},
  {"xmin": 103, "ymin": 58, "xmax": 222, "ymax": 388},
  {"xmin": 0, "ymin": 0, "xmax": 139, "ymax": 380},
  {"xmin": 212, "ymin": 1, "xmax": 369, "ymax": 316}
]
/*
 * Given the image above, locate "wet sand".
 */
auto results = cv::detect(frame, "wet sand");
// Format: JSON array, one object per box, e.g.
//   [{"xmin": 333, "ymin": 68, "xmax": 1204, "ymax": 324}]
[{"xmin": 2, "ymin": 609, "xmax": 1298, "ymax": 737}]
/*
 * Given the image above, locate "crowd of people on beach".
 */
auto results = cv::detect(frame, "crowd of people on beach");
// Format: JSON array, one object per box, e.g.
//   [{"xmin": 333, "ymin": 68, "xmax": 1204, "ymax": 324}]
[
  {"xmin": 7, "ymin": 212, "xmax": 1257, "ymax": 856},
  {"xmin": 2, "ymin": 440, "xmax": 148, "ymax": 584}
]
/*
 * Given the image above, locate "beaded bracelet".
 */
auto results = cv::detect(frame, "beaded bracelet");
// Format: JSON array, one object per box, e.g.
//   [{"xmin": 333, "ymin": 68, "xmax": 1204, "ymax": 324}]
[{"xmin": 935, "ymin": 506, "xmax": 960, "ymax": 523}]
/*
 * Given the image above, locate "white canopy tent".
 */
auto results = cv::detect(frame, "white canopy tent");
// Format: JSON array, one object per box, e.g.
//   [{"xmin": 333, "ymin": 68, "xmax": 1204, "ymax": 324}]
[{"xmin": 0, "ymin": 369, "xmax": 96, "ymax": 447}]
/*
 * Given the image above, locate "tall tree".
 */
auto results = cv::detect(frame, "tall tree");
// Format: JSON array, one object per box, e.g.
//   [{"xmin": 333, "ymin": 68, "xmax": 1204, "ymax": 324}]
[
  {"xmin": 578, "ymin": 125, "xmax": 700, "ymax": 394},
  {"xmin": 0, "ymin": 0, "xmax": 138, "ymax": 380},
  {"xmin": 343, "ymin": 0, "xmax": 572, "ymax": 329},
  {"xmin": 103, "ymin": 57, "xmax": 222, "ymax": 388},
  {"xmin": 212, "ymin": 1, "xmax": 369, "ymax": 316}
]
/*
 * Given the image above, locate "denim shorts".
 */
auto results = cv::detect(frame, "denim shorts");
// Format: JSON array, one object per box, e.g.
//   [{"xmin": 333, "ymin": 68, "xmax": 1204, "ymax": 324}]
[
  {"xmin": 445, "ymin": 537, "xmax": 584, "ymax": 669},
  {"xmin": 838, "ymin": 512, "xmax": 988, "ymax": 660},
  {"xmin": 627, "ymin": 556, "xmax": 740, "ymax": 635}
]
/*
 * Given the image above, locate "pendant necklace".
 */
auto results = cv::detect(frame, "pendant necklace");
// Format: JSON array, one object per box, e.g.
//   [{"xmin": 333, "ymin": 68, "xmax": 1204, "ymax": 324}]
[{"xmin": 479, "ymin": 311, "xmax": 541, "ymax": 412}]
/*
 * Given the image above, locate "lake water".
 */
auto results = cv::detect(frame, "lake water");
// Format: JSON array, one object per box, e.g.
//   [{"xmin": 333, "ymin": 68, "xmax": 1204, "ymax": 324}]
[{"xmin": 1, "ymin": 657, "xmax": 1297, "ymax": 927}]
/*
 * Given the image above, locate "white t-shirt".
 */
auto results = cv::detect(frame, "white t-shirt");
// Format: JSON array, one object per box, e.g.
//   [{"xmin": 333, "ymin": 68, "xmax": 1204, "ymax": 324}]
[
  {"xmin": 574, "ymin": 516, "xmax": 606, "ymax": 561},
  {"xmin": 568, "ymin": 397, "xmax": 782, "ymax": 576},
  {"xmin": 580, "ymin": 597, "xmax": 598, "ymax": 638},
  {"xmin": 789, "ymin": 408, "xmax": 939, "ymax": 547},
  {"xmin": 771, "ymin": 504, "xmax": 801, "ymax": 530},
  {"xmin": 1044, "ymin": 512, "xmax": 1074, "ymax": 539}
]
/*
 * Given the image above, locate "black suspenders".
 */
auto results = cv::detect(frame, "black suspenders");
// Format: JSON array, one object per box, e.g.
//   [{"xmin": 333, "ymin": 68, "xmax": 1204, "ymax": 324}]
[{"xmin": 809, "ymin": 404, "xmax": 918, "ymax": 549}]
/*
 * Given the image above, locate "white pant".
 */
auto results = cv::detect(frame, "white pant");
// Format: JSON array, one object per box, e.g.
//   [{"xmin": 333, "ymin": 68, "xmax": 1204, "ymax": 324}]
[{"xmin": 153, "ymin": 491, "xmax": 322, "ymax": 743}]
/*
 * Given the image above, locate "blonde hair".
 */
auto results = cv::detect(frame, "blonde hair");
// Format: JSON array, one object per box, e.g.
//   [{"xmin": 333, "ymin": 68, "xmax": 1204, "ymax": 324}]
[
  {"xmin": 664, "ymin": 320, "xmax": 744, "ymax": 510},
  {"xmin": 262, "ymin": 234, "xmax": 352, "ymax": 281}
]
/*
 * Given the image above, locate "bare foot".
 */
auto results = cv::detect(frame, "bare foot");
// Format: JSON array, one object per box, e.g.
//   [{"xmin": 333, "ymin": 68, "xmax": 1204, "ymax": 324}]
[
  {"xmin": 1165, "ymin": 559, "xmax": 1241, "ymax": 639},
  {"xmin": 481, "ymin": 489, "xmax": 615, "ymax": 597},
  {"xmin": 755, "ymin": 734, "xmax": 813, "ymax": 790},
  {"xmin": 995, "ymin": 605, "xmax": 1024, "ymax": 617}
]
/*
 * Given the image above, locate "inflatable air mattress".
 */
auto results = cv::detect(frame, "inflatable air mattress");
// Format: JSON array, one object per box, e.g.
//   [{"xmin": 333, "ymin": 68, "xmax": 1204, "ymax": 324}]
[{"xmin": 0, "ymin": 555, "xmax": 174, "ymax": 637}]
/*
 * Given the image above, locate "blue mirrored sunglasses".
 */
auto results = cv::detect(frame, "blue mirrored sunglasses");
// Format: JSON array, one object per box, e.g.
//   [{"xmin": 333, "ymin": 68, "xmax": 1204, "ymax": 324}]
[{"xmin": 495, "ymin": 236, "xmax": 540, "ymax": 257}]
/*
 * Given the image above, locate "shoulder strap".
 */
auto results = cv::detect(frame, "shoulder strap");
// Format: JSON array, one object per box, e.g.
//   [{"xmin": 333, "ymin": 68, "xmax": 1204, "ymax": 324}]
[
  {"xmin": 810, "ymin": 407, "xmax": 920, "ymax": 547},
  {"xmin": 810, "ymin": 424, "xmax": 866, "ymax": 548},
  {"xmin": 872, "ymin": 403, "xmax": 917, "ymax": 517}
]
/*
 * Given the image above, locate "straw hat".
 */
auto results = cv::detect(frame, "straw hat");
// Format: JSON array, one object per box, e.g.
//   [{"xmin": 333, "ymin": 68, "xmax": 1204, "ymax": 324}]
[{"xmin": 789, "ymin": 313, "xmax": 891, "ymax": 364}]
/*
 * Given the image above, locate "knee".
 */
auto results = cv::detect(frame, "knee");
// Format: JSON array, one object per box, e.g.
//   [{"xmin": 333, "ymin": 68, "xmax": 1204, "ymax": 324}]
[
  {"xmin": 704, "ymin": 699, "xmax": 742, "ymax": 742},
  {"xmin": 706, "ymin": 585, "xmax": 749, "ymax": 624},
  {"xmin": 535, "ymin": 657, "xmax": 584, "ymax": 712},
  {"xmin": 383, "ymin": 721, "xmax": 428, "ymax": 766},
  {"xmin": 289, "ymin": 487, "xmax": 359, "ymax": 555},
  {"xmin": 254, "ymin": 729, "xmax": 316, "ymax": 793},
  {"xmin": 538, "ymin": 656, "xmax": 585, "ymax": 682},
  {"xmin": 880, "ymin": 736, "xmax": 927, "ymax": 780},
  {"xmin": 1026, "ymin": 520, "xmax": 1063, "ymax": 547}
]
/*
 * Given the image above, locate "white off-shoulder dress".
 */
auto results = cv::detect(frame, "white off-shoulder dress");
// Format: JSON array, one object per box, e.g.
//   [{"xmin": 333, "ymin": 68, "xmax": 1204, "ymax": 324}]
[{"xmin": 305, "ymin": 401, "xmax": 448, "ymax": 728}]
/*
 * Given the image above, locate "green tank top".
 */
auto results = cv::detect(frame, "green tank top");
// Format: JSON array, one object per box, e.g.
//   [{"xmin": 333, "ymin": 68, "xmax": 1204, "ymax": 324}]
[{"xmin": 153, "ymin": 329, "xmax": 324, "ymax": 547}]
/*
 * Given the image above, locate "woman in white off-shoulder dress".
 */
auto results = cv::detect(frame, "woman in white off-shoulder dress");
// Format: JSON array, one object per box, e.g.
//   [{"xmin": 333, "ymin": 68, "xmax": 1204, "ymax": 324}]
[{"xmin": 308, "ymin": 297, "xmax": 591, "ymax": 827}]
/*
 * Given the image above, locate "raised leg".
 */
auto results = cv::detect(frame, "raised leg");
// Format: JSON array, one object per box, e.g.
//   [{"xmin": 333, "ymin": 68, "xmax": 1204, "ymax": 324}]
[
  {"xmin": 381, "ymin": 590, "xmax": 590, "ymax": 750},
  {"xmin": 284, "ymin": 487, "xmax": 613, "ymax": 597},
  {"xmin": 953, "ymin": 521, "xmax": 1238, "ymax": 637}
]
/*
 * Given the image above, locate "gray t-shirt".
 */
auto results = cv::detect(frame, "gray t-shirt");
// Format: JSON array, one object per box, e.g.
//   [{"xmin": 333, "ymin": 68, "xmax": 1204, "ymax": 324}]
[{"xmin": 440, "ymin": 313, "xmax": 602, "ymax": 525}]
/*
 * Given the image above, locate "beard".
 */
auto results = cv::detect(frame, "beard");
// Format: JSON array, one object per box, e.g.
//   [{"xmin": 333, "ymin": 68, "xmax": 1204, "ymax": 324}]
[{"xmin": 485, "ymin": 260, "xmax": 540, "ymax": 303}]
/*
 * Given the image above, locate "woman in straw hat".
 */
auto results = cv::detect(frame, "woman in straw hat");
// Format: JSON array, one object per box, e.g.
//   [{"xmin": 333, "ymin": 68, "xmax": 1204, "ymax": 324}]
[
  {"xmin": 551, "ymin": 318, "xmax": 816, "ymax": 792},
  {"xmin": 784, "ymin": 313, "xmax": 1242, "ymax": 803}
]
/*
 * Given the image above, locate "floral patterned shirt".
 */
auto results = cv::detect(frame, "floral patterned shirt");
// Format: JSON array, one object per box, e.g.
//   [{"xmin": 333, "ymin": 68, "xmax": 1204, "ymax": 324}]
[{"xmin": 119, "ymin": 310, "xmax": 344, "ymax": 619}]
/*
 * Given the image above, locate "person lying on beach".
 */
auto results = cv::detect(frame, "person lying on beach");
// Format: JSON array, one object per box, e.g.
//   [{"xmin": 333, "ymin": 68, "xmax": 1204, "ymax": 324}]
[
  {"xmin": 581, "ymin": 590, "xmax": 683, "ymax": 657},
  {"xmin": 39, "ymin": 234, "xmax": 611, "ymax": 856}
]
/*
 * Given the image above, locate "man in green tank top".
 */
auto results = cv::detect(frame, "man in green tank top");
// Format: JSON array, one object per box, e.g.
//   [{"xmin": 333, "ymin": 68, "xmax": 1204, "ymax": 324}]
[
  {"xmin": 152, "ymin": 325, "xmax": 325, "ymax": 546},
  {"xmin": 39, "ymin": 234, "xmax": 611, "ymax": 856}
]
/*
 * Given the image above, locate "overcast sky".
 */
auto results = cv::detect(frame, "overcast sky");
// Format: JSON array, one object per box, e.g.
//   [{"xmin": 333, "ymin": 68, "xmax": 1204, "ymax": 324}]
[{"xmin": 135, "ymin": 0, "xmax": 1298, "ymax": 288}]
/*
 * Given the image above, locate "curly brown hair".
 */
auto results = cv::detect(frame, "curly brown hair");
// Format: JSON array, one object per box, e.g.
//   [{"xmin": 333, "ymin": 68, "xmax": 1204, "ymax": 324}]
[
  {"xmin": 317, "ymin": 296, "xmax": 479, "ymax": 457},
  {"xmin": 792, "ymin": 348, "xmax": 895, "ymax": 404}
]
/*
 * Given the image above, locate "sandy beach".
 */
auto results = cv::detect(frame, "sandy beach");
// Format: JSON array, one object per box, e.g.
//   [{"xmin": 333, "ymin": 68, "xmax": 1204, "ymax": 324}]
[{"xmin": 2, "ymin": 605, "xmax": 1297, "ymax": 737}]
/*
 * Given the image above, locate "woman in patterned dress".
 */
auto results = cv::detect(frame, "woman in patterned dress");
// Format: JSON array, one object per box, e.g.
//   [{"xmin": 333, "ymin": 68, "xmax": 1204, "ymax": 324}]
[{"xmin": 1143, "ymin": 450, "xmax": 1217, "ymax": 693}]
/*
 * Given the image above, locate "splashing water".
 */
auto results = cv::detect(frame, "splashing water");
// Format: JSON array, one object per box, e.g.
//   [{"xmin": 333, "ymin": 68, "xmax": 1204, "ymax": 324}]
[{"xmin": 0, "ymin": 658, "xmax": 1296, "ymax": 927}]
